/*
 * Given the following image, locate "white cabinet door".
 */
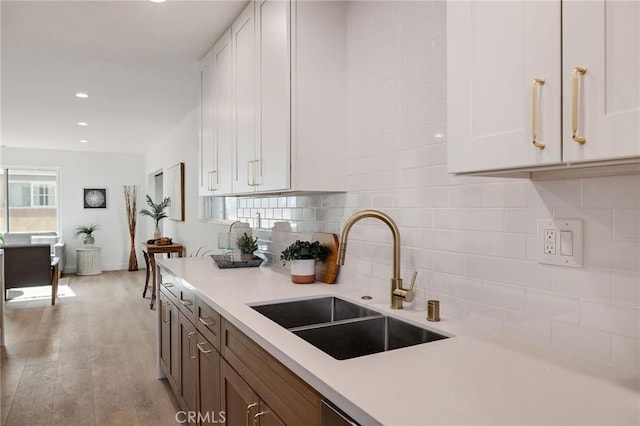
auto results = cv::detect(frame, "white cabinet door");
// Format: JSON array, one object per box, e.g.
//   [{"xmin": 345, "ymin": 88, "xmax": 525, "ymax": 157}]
[
  {"xmin": 213, "ymin": 31, "xmax": 234, "ymax": 194},
  {"xmin": 198, "ymin": 52, "xmax": 215, "ymax": 196},
  {"xmin": 562, "ymin": 0, "xmax": 640, "ymax": 163},
  {"xmin": 232, "ymin": 2, "xmax": 257, "ymax": 194},
  {"xmin": 447, "ymin": 1, "xmax": 562, "ymax": 174},
  {"xmin": 255, "ymin": 0, "xmax": 290, "ymax": 192}
]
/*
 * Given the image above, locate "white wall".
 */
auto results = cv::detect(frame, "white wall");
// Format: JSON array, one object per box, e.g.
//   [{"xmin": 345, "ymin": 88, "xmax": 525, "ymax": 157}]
[
  {"xmin": 144, "ymin": 107, "xmax": 228, "ymax": 256},
  {"xmin": 1, "ymin": 147, "xmax": 146, "ymax": 272}
]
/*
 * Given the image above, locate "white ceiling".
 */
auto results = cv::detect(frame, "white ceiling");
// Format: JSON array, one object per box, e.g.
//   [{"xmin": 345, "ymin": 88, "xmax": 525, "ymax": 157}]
[{"xmin": 1, "ymin": 0, "xmax": 248, "ymax": 154}]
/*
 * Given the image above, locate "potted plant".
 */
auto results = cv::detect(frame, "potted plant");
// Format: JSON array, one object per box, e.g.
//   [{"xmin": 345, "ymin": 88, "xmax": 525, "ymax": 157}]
[
  {"xmin": 280, "ymin": 240, "xmax": 330, "ymax": 284},
  {"xmin": 140, "ymin": 194, "xmax": 171, "ymax": 239},
  {"xmin": 236, "ymin": 232, "xmax": 258, "ymax": 262},
  {"xmin": 74, "ymin": 224, "xmax": 99, "ymax": 246}
]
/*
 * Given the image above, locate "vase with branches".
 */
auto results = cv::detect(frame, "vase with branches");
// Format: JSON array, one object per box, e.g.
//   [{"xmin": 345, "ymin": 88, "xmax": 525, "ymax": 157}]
[
  {"xmin": 124, "ymin": 185, "xmax": 138, "ymax": 271},
  {"xmin": 140, "ymin": 194, "xmax": 171, "ymax": 239}
]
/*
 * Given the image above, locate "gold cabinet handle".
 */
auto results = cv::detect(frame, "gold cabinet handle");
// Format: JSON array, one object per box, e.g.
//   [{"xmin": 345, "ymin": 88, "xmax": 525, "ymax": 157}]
[
  {"xmin": 571, "ymin": 66, "xmax": 587, "ymax": 144},
  {"xmin": 245, "ymin": 402, "xmax": 258, "ymax": 426},
  {"xmin": 253, "ymin": 411, "xmax": 269, "ymax": 426},
  {"xmin": 531, "ymin": 78, "xmax": 546, "ymax": 150},
  {"xmin": 247, "ymin": 161, "xmax": 255, "ymax": 186},
  {"xmin": 198, "ymin": 316, "xmax": 215, "ymax": 327},
  {"xmin": 162, "ymin": 302, "xmax": 170, "ymax": 325},
  {"xmin": 187, "ymin": 331, "xmax": 196, "ymax": 360},
  {"xmin": 180, "ymin": 298, "xmax": 193, "ymax": 307},
  {"xmin": 196, "ymin": 341, "xmax": 212, "ymax": 354},
  {"xmin": 161, "ymin": 282, "xmax": 173, "ymax": 288},
  {"xmin": 252, "ymin": 159, "xmax": 260, "ymax": 186},
  {"xmin": 207, "ymin": 170, "xmax": 217, "ymax": 191}
]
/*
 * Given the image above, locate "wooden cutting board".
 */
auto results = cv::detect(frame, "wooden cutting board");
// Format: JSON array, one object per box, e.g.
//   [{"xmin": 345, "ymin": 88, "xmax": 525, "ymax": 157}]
[{"xmin": 313, "ymin": 232, "xmax": 340, "ymax": 284}]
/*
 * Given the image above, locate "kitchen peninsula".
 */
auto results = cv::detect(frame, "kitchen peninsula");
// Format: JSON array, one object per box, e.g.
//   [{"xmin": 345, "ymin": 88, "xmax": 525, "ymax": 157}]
[{"xmin": 157, "ymin": 257, "xmax": 639, "ymax": 425}]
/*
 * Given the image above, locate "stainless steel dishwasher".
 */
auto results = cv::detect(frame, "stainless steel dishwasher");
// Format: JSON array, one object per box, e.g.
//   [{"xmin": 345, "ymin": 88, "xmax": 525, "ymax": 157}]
[{"xmin": 321, "ymin": 400, "xmax": 359, "ymax": 426}]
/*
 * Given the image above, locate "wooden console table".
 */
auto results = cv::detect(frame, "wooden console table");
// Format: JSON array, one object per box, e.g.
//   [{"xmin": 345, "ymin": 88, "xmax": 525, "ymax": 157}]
[{"xmin": 142, "ymin": 242, "xmax": 184, "ymax": 309}]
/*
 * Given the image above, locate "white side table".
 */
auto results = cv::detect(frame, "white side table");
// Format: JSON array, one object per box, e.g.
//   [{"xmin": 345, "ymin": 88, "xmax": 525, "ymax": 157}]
[{"xmin": 76, "ymin": 247, "xmax": 102, "ymax": 276}]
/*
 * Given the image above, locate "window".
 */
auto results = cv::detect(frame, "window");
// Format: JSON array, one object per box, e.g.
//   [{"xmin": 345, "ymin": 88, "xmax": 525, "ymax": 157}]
[{"xmin": 2, "ymin": 168, "xmax": 59, "ymax": 233}]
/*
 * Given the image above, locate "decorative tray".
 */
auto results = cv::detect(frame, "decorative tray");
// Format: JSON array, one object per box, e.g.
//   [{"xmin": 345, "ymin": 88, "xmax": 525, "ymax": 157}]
[{"xmin": 211, "ymin": 254, "xmax": 263, "ymax": 269}]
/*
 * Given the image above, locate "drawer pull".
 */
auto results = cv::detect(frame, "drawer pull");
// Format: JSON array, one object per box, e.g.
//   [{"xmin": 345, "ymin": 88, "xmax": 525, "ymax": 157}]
[
  {"xmin": 246, "ymin": 402, "xmax": 258, "ymax": 426},
  {"xmin": 254, "ymin": 411, "xmax": 268, "ymax": 425},
  {"xmin": 196, "ymin": 342, "xmax": 213, "ymax": 354},
  {"xmin": 161, "ymin": 282, "xmax": 174, "ymax": 288},
  {"xmin": 198, "ymin": 316, "xmax": 215, "ymax": 327},
  {"xmin": 162, "ymin": 302, "xmax": 170, "ymax": 324},
  {"xmin": 187, "ymin": 331, "xmax": 196, "ymax": 360},
  {"xmin": 180, "ymin": 299, "xmax": 193, "ymax": 307}
]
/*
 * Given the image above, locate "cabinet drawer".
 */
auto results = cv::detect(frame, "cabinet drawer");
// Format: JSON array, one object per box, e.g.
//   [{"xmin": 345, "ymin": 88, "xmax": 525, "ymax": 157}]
[
  {"xmin": 195, "ymin": 298, "xmax": 221, "ymax": 351},
  {"xmin": 159, "ymin": 271, "xmax": 180, "ymax": 303},
  {"xmin": 177, "ymin": 284, "xmax": 196, "ymax": 320},
  {"xmin": 222, "ymin": 319, "xmax": 322, "ymax": 425}
]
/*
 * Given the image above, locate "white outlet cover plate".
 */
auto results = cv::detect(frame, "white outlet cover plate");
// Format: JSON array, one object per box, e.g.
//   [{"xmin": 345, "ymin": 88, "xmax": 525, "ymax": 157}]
[{"xmin": 537, "ymin": 218, "xmax": 583, "ymax": 268}]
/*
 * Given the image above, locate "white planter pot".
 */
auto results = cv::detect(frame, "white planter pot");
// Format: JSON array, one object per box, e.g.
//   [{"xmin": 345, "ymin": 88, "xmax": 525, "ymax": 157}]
[{"xmin": 290, "ymin": 259, "xmax": 316, "ymax": 284}]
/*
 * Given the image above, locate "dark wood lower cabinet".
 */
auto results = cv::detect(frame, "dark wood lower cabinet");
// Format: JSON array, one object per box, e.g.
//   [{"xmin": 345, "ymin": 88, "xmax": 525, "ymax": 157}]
[
  {"xmin": 159, "ymin": 290, "xmax": 180, "ymax": 393},
  {"xmin": 179, "ymin": 312, "xmax": 199, "ymax": 416},
  {"xmin": 221, "ymin": 359, "xmax": 284, "ymax": 426},
  {"xmin": 196, "ymin": 332, "xmax": 222, "ymax": 424}
]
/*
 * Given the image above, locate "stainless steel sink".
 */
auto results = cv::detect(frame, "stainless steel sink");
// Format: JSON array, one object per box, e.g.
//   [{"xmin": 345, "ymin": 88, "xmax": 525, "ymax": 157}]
[
  {"xmin": 250, "ymin": 296, "xmax": 380, "ymax": 329},
  {"xmin": 251, "ymin": 297, "xmax": 449, "ymax": 360}
]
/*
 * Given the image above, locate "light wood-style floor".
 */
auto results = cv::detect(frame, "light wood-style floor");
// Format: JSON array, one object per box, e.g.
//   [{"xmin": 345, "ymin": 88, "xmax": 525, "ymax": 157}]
[{"xmin": 1, "ymin": 270, "xmax": 180, "ymax": 426}]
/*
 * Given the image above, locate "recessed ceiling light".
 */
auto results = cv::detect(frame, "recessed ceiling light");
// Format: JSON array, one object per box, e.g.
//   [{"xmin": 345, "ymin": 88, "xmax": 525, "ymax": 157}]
[
  {"xmin": 434, "ymin": 132, "xmax": 445, "ymax": 139},
  {"xmin": 75, "ymin": 93, "xmax": 89, "ymax": 98},
  {"xmin": 80, "ymin": 139, "xmax": 88, "ymax": 144},
  {"xmin": 150, "ymin": 0, "xmax": 166, "ymax": 3},
  {"xmin": 78, "ymin": 122, "xmax": 88, "ymax": 126}
]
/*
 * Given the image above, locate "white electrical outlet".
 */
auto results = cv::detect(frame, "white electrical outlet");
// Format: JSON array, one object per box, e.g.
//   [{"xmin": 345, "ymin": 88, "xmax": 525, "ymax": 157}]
[
  {"xmin": 537, "ymin": 219, "xmax": 583, "ymax": 268},
  {"xmin": 544, "ymin": 229, "xmax": 556, "ymax": 255}
]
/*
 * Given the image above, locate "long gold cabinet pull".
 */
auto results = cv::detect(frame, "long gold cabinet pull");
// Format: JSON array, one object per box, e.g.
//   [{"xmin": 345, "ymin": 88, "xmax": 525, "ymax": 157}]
[
  {"xmin": 196, "ymin": 341, "xmax": 212, "ymax": 354},
  {"xmin": 571, "ymin": 66, "xmax": 587, "ymax": 144},
  {"xmin": 246, "ymin": 402, "xmax": 258, "ymax": 426},
  {"xmin": 187, "ymin": 331, "xmax": 196, "ymax": 360},
  {"xmin": 207, "ymin": 170, "xmax": 217, "ymax": 191},
  {"xmin": 162, "ymin": 302, "xmax": 170, "ymax": 325},
  {"xmin": 247, "ymin": 160, "xmax": 261, "ymax": 187},
  {"xmin": 531, "ymin": 78, "xmax": 546, "ymax": 150},
  {"xmin": 198, "ymin": 316, "xmax": 215, "ymax": 327}
]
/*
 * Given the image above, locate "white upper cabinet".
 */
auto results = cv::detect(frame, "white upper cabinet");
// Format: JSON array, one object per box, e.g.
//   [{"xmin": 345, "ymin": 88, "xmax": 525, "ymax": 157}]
[
  {"xmin": 254, "ymin": 0, "xmax": 290, "ymax": 192},
  {"xmin": 447, "ymin": 1, "xmax": 562, "ymax": 173},
  {"xmin": 448, "ymin": 0, "xmax": 640, "ymax": 177},
  {"xmin": 199, "ymin": 31, "xmax": 233, "ymax": 195},
  {"xmin": 232, "ymin": 2, "xmax": 257, "ymax": 194},
  {"xmin": 562, "ymin": 0, "xmax": 640, "ymax": 163},
  {"xmin": 198, "ymin": 0, "xmax": 347, "ymax": 196}
]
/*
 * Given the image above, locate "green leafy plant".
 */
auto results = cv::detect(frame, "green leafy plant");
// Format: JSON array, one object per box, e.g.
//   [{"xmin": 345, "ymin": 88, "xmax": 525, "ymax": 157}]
[
  {"xmin": 236, "ymin": 232, "xmax": 258, "ymax": 255},
  {"xmin": 74, "ymin": 224, "xmax": 99, "ymax": 239},
  {"xmin": 139, "ymin": 194, "xmax": 171, "ymax": 226},
  {"xmin": 0, "ymin": 235, "xmax": 5, "ymax": 246},
  {"xmin": 280, "ymin": 240, "xmax": 330, "ymax": 266}
]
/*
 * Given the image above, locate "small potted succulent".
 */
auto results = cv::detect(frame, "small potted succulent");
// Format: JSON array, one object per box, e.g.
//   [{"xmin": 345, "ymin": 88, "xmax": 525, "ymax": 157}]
[
  {"xmin": 280, "ymin": 240, "xmax": 330, "ymax": 284},
  {"xmin": 74, "ymin": 224, "xmax": 99, "ymax": 246},
  {"xmin": 236, "ymin": 232, "xmax": 258, "ymax": 262}
]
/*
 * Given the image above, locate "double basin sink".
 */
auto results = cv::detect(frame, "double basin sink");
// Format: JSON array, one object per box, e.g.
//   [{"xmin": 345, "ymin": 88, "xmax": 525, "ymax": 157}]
[{"xmin": 251, "ymin": 296, "xmax": 448, "ymax": 360}]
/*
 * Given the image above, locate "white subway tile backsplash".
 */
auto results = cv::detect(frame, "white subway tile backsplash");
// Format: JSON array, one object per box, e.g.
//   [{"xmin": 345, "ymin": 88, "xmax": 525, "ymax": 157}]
[
  {"xmin": 585, "ymin": 238, "xmax": 640, "ymax": 272},
  {"xmin": 581, "ymin": 300, "xmax": 640, "ymax": 339},
  {"xmin": 467, "ymin": 302, "xmax": 504, "ymax": 330},
  {"xmin": 550, "ymin": 268, "xmax": 611, "ymax": 301},
  {"xmin": 505, "ymin": 260, "xmax": 552, "ymax": 290},
  {"xmin": 613, "ymin": 208, "xmax": 640, "ymax": 240},
  {"xmin": 504, "ymin": 312, "xmax": 551, "ymax": 346},
  {"xmin": 465, "ymin": 208, "xmax": 504, "ymax": 232},
  {"xmin": 504, "ymin": 207, "xmax": 552, "ymax": 234},
  {"xmin": 582, "ymin": 175, "xmax": 640, "ymax": 207},
  {"xmin": 449, "ymin": 185, "xmax": 484, "ymax": 208},
  {"xmin": 526, "ymin": 290, "xmax": 580, "ymax": 323},
  {"xmin": 484, "ymin": 181, "xmax": 528, "ymax": 208},
  {"xmin": 529, "ymin": 179, "xmax": 582, "ymax": 209},
  {"xmin": 465, "ymin": 255, "xmax": 504, "ymax": 282},
  {"xmin": 482, "ymin": 282, "xmax": 526, "ymax": 311},
  {"xmin": 552, "ymin": 321, "xmax": 612, "ymax": 364},
  {"xmin": 612, "ymin": 271, "xmax": 640, "ymax": 306},
  {"xmin": 612, "ymin": 335, "xmax": 640, "ymax": 372}
]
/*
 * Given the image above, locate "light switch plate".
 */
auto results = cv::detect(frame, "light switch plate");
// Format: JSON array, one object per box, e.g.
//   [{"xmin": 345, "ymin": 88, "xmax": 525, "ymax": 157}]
[{"xmin": 537, "ymin": 219, "xmax": 583, "ymax": 268}]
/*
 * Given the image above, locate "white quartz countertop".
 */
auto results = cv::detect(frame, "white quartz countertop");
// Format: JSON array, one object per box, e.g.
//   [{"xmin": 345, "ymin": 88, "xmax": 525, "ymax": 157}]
[{"xmin": 158, "ymin": 257, "xmax": 639, "ymax": 425}]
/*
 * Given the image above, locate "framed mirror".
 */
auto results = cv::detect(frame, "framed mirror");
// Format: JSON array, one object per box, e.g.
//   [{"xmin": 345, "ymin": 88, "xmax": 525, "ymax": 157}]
[{"xmin": 165, "ymin": 162, "xmax": 185, "ymax": 221}]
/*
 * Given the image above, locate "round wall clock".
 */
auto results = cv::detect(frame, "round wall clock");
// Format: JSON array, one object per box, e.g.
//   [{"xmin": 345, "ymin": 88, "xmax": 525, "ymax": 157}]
[{"xmin": 84, "ymin": 189, "xmax": 106, "ymax": 208}]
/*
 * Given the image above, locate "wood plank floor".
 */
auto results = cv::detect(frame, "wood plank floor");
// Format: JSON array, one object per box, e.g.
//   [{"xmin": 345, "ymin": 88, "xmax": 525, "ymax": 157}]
[{"xmin": 1, "ymin": 270, "xmax": 181, "ymax": 426}]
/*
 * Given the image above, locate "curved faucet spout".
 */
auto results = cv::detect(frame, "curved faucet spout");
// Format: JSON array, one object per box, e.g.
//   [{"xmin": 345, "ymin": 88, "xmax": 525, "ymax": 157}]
[{"xmin": 337, "ymin": 210, "xmax": 413, "ymax": 309}]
